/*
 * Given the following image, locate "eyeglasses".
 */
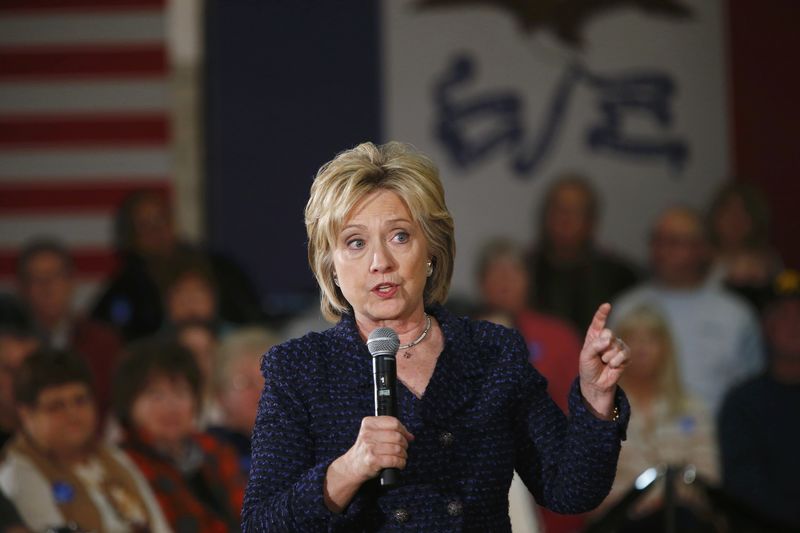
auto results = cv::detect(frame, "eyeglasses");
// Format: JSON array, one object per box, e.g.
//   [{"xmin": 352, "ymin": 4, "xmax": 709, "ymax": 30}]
[{"xmin": 37, "ymin": 391, "xmax": 93, "ymax": 415}]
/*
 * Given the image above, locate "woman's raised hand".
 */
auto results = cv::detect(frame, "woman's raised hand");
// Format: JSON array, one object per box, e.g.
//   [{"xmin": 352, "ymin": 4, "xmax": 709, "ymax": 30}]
[{"xmin": 578, "ymin": 303, "xmax": 630, "ymax": 419}]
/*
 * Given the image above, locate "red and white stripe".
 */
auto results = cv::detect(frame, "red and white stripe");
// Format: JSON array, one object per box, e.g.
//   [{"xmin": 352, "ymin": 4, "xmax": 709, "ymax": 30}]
[{"xmin": 0, "ymin": 0, "xmax": 172, "ymax": 311}]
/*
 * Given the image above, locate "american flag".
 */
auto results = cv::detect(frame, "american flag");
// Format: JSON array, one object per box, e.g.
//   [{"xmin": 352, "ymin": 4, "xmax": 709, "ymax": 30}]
[{"xmin": 0, "ymin": 0, "xmax": 172, "ymax": 310}]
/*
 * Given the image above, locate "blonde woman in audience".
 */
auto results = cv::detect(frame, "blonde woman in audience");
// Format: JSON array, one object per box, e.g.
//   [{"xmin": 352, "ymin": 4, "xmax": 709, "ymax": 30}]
[
  {"xmin": 208, "ymin": 327, "xmax": 276, "ymax": 476},
  {"xmin": 596, "ymin": 305, "xmax": 718, "ymax": 519}
]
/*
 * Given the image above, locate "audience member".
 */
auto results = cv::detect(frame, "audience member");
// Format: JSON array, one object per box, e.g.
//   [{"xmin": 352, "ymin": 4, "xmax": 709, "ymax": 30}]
[
  {"xmin": 595, "ymin": 305, "xmax": 717, "ymax": 521},
  {"xmin": 475, "ymin": 238, "xmax": 580, "ymax": 412},
  {"xmin": 612, "ymin": 207, "xmax": 764, "ymax": 414},
  {"xmin": 0, "ymin": 295, "xmax": 39, "ymax": 449},
  {"xmin": 0, "ymin": 348, "xmax": 169, "ymax": 532},
  {"xmin": 92, "ymin": 190, "xmax": 263, "ymax": 341},
  {"xmin": 165, "ymin": 262, "xmax": 219, "ymax": 326},
  {"xmin": 527, "ymin": 174, "xmax": 640, "ymax": 331},
  {"xmin": 707, "ymin": 182, "xmax": 782, "ymax": 309},
  {"xmin": 718, "ymin": 269, "xmax": 800, "ymax": 529},
  {"xmin": 172, "ymin": 320, "xmax": 223, "ymax": 427},
  {"xmin": 208, "ymin": 327, "xmax": 274, "ymax": 476},
  {"xmin": 113, "ymin": 337, "xmax": 245, "ymax": 533},
  {"xmin": 16, "ymin": 239, "xmax": 122, "ymax": 420}
]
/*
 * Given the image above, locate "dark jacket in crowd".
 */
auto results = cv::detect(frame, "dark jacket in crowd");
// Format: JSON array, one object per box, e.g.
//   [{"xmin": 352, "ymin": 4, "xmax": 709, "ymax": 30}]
[
  {"xmin": 243, "ymin": 305, "xmax": 629, "ymax": 532},
  {"xmin": 92, "ymin": 249, "xmax": 264, "ymax": 342},
  {"xmin": 718, "ymin": 372, "xmax": 800, "ymax": 529},
  {"xmin": 528, "ymin": 248, "xmax": 640, "ymax": 331}
]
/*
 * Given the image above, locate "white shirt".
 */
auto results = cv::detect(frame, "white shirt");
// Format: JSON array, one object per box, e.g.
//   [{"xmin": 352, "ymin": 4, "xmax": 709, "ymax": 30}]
[
  {"xmin": 611, "ymin": 282, "xmax": 764, "ymax": 415},
  {"xmin": 0, "ymin": 445, "xmax": 172, "ymax": 533}
]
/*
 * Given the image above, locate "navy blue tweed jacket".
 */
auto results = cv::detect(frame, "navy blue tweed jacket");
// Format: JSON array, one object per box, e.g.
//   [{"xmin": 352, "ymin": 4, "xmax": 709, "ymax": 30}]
[{"xmin": 242, "ymin": 305, "xmax": 629, "ymax": 532}]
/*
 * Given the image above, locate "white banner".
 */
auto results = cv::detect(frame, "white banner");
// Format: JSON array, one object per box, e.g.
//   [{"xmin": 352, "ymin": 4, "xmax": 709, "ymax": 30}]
[{"xmin": 384, "ymin": 0, "xmax": 729, "ymax": 299}]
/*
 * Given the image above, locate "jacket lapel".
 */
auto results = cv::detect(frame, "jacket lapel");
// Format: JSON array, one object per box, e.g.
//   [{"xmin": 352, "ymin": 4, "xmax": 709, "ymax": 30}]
[{"xmin": 418, "ymin": 306, "xmax": 486, "ymax": 425}]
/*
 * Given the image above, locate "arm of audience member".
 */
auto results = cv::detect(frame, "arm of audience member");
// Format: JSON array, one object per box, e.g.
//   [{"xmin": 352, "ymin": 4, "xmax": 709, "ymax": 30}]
[
  {"xmin": 509, "ymin": 328, "xmax": 630, "ymax": 514},
  {"xmin": 241, "ymin": 343, "xmax": 367, "ymax": 532},
  {"xmin": 0, "ymin": 453, "xmax": 64, "ymax": 532},
  {"xmin": 110, "ymin": 447, "xmax": 174, "ymax": 533}
]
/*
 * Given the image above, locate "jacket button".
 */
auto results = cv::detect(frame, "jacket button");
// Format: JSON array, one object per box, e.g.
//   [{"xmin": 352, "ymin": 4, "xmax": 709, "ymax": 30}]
[
  {"xmin": 439, "ymin": 431, "xmax": 454, "ymax": 448},
  {"xmin": 393, "ymin": 508, "xmax": 410, "ymax": 523},
  {"xmin": 447, "ymin": 499, "xmax": 463, "ymax": 517}
]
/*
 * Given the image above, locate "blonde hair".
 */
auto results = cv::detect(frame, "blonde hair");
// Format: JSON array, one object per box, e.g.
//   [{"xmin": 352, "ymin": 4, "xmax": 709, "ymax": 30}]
[
  {"xmin": 305, "ymin": 142, "xmax": 456, "ymax": 322},
  {"xmin": 615, "ymin": 305, "xmax": 688, "ymax": 417},
  {"xmin": 214, "ymin": 327, "xmax": 276, "ymax": 392}
]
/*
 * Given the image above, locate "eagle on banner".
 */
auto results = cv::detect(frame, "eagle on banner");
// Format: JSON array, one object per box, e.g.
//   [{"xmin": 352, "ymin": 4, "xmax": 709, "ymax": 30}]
[{"xmin": 417, "ymin": 0, "xmax": 691, "ymax": 47}]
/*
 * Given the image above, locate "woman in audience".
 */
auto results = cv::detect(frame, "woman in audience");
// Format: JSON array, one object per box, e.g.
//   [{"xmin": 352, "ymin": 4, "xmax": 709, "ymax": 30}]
[
  {"xmin": 208, "ymin": 327, "xmax": 275, "ymax": 476},
  {"xmin": 0, "ymin": 348, "xmax": 170, "ymax": 533},
  {"xmin": 113, "ymin": 337, "xmax": 244, "ymax": 533},
  {"xmin": 595, "ymin": 305, "xmax": 718, "ymax": 520},
  {"xmin": 475, "ymin": 238, "xmax": 581, "ymax": 413}
]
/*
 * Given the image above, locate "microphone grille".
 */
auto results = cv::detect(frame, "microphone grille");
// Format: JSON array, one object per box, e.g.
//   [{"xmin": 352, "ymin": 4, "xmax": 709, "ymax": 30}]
[{"xmin": 367, "ymin": 327, "xmax": 400, "ymax": 357}]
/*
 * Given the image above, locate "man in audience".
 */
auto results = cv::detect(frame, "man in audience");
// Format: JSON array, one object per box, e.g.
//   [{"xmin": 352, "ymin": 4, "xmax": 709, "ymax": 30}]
[
  {"xmin": 528, "ymin": 174, "xmax": 640, "ymax": 331},
  {"xmin": 16, "ymin": 239, "xmax": 121, "ymax": 420},
  {"xmin": 0, "ymin": 294, "xmax": 39, "ymax": 449},
  {"xmin": 718, "ymin": 269, "xmax": 800, "ymax": 529},
  {"xmin": 612, "ymin": 207, "xmax": 764, "ymax": 414}
]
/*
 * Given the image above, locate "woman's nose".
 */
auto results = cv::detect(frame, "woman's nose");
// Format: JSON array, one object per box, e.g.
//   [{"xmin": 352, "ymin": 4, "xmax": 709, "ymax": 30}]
[{"xmin": 370, "ymin": 243, "xmax": 395, "ymax": 273}]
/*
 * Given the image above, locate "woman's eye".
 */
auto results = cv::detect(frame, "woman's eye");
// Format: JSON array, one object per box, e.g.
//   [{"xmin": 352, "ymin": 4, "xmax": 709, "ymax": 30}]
[
  {"xmin": 393, "ymin": 231, "xmax": 409, "ymax": 243},
  {"xmin": 347, "ymin": 239, "xmax": 365, "ymax": 250}
]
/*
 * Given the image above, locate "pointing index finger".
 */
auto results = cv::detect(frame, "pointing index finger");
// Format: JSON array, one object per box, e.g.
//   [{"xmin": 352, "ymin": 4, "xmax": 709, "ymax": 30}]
[{"xmin": 586, "ymin": 303, "xmax": 612, "ymax": 342}]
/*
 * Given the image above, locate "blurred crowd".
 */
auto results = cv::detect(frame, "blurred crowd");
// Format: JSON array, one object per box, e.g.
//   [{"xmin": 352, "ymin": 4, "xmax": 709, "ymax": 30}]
[{"xmin": 0, "ymin": 178, "xmax": 797, "ymax": 533}]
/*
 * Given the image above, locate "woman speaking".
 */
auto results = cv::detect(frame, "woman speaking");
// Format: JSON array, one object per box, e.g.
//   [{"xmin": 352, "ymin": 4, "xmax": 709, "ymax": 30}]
[{"xmin": 242, "ymin": 142, "xmax": 630, "ymax": 531}]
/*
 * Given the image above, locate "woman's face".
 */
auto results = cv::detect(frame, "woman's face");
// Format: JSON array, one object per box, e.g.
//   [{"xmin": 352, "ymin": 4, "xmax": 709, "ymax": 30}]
[
  {"xmin": 480, "ymin": 255, "xmax": 529, "ymax": 315},
  {"xmin": 131, "ymin": 374, "xmax": 196, "ymax": 445},
  {"xmin": 132, "ymin": 196, "xmax": 174, "ymax": 256},
  {"xmin": 544, "ymin": 184, "xmax": 593, "ymax": 252},
  {"xmin": 167, "ymin": 274, "xmax": 216, "ymax": 324},
  {"xmin": 20, "ymin": 382, "xmax": 96, "ymax": 456},
  {"xmin": 623, "ymin": 325, "xmax": 666, "ymax": 382},
  {"xmin": 332, "ymin": 190, "xmax": 429, "ymax": 325},
  {"xmin": 219, "ymin": 355, "xmax": 265, "ymax": 434}
]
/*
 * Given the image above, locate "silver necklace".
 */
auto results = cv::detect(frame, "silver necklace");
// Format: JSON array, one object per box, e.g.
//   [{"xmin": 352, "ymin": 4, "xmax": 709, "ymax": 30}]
[{"xmin": 398, "ymin": 313, "xmax": 432, "ymax": 358}]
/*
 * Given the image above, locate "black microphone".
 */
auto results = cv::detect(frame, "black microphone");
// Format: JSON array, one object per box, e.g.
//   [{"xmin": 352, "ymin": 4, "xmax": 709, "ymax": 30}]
[{"xmin": 367, "ymin": 327, "xmax": 400, "ymax": 487}]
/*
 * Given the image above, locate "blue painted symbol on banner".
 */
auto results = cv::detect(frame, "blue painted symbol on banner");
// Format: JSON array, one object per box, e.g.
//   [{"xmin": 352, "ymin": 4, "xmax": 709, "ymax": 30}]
[{"xmin": 433, "ymin": 53, "xmax": 689, "ymax": 176}]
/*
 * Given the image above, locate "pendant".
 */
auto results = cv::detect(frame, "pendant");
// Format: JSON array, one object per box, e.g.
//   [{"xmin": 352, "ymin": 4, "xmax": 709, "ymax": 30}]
[{"xmin": 403, "ymin": 349, "xmax": 414, "ymax": 359}]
